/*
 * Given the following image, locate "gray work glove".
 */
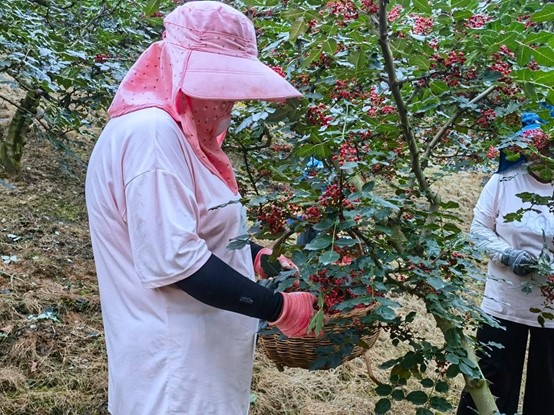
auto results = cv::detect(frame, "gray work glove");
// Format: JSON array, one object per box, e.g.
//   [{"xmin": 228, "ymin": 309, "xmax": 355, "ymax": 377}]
[{"xmin": 500, "ymin": 248, "xmax": 537, "ymax": 276}]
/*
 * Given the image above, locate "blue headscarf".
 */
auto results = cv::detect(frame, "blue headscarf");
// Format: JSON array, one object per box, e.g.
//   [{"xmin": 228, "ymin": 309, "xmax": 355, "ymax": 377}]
[{"xmin": 497, "ymin": 111, "xmax": 546, "ymax": 173}]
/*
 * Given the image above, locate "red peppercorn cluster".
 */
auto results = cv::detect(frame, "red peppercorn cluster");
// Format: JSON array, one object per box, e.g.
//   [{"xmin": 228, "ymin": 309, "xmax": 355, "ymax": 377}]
[
  {"xmin": 387, "ymin": 5, "xmax": 403, "ymax": 22},
  {"xmin": 366, "ymin": 86, "xmax": 392, "ymax": 117},
  {"xmin": 429, "ymin": 51, "xmax": 468, "ymax": 87},
  {"xmin": 325, "ymin": 0, "xmax": 359, "ymax": 23},
  {"xmin": 516, "ymin": 14, "xmax": 536, "ymax": 29},
  {"xmin": 319, "ymin": 182, "xmax": 356, "ymax": 209},
  {"xmin": 361, "ymin": 0, "xmax": 379, "ymax": 14},
  {"xmin": 304, "ymin": 267, "xmax": 378, "ymax": 315},
  {"xmin": 411, "ymin": 15, "xmax": 434, "ymax": 35},
  {"xmin": 94, "ymin": 53, "xmax": 117, "ymax": 63},
  {"xmin": 257, "ymin": 199, "xmax": 301, "ymax": 235},
  {"xmin": 476, "ymin": 108, "xmax": 497, "ymax": 128},
  {"xmin": 541, "ymin": 275, "xmax": 554, "ymax": 305},
  {"xmin": 303, "ymin": 205, "xmax": 323, "ymax": 223},
  {"xmin": 522, "ymin": 129, "xmax": 551, "ymax": 155},
  {"xmin": 331, "ymin": 142, "xmax": 359, "ymax": 165},
  {"xmin": 486, "ymin": 146, "xmax": 500, "ymax": 160},
  {"xmin": 330, "ymin": 79, "xmax": 365, "ymax": 101},
  {"xmin": 268, "ymin": 65, "xmax": 286, "ymax": 78},
  {"xmin": 307, "ymin": 103, "xmax": 333, "ymax": 126},
  {"xmin": 271, "ymin": 143, "xmax": 293, "ymax": 153},
  {"xmin": 294, "ymin": 74, "xmax": 311, "ymax": 87},
  {"xmin": 464, "ymin": 14, "xmax": 491, "ymax": 29}
]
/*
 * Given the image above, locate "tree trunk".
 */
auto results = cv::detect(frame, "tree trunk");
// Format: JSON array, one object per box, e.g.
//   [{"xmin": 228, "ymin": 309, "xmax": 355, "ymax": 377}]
[{"xmin": 0, "ymin": 89, "xmax": 40, "ymax": 177}]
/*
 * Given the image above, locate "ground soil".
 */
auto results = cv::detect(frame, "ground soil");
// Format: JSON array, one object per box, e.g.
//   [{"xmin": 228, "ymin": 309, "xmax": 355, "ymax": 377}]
[{"xmin": 0, "ymin": 88, "xmax": 488, "ymax": 414}]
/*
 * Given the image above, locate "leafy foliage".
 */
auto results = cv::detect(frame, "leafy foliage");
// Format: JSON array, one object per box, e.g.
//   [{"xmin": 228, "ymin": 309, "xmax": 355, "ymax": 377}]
[
  {"xmin": 226, "ymin": 0, "xmax": 553, "ymax": 412},
  {"xmin": 0, "ymin": 0, "xmax": 172, "ymax": 161},
  {"xmin": 2, "ymin": 0, "xmax": 552, "ymax": 412}
]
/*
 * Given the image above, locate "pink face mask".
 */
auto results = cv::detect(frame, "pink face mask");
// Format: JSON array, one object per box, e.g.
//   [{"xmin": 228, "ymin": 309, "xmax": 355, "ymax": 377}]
[{"xmin": 179, "ymin": 95, "xmax": 238, "ymax": 193}]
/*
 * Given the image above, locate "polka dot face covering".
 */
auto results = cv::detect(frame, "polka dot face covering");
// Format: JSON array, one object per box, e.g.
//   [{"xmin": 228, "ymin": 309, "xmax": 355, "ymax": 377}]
[{"xmin": 179, "ymin": 96, "xmax": 238, "ymax": 193}]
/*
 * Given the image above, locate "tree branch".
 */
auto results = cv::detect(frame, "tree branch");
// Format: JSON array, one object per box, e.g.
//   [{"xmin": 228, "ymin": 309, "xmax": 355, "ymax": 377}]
[
  {"xmin": 377, "ymin": 0, "xmax": 439, "ymax": 207},
  {"xmin": 421, "ymin": 85, "xmax": 496, "ymax": 170}
]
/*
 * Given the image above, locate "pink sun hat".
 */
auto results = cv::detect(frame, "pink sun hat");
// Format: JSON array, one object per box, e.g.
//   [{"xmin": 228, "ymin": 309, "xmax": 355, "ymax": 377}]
[
  {"xmin": 109, "ymin": 1, "xmax": 301, "ymax": 120},
  {"xmin": 166, "ymin": 1, "xmax": 302, "ymax": 101}
]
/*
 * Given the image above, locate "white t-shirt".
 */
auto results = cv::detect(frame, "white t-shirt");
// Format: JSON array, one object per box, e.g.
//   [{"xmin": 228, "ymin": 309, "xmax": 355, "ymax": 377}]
[
  {"xmin": 472, "ymin": 166, "xmax": 554, "ymax": 328},
  {"xmin": 85, "ymin": 108, "xmax": 258, "ymax": 415}
]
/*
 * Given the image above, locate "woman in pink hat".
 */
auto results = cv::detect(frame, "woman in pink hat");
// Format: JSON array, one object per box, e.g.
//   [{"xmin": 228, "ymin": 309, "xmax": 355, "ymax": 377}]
[{"xmin": 85, "ymin": 2, "xmax": 316, "ymax": 414}]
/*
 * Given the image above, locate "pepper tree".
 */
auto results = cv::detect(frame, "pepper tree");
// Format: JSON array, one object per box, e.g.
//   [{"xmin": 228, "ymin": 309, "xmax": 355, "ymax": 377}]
[{"xmin": 226, "ymin": 0, "xmax": 554, "ymax": 413}]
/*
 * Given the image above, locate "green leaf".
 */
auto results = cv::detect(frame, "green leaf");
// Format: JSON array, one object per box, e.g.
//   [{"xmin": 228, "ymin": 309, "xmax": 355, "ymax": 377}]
[
  {"xmin": 435, "ymin": 380, "xmax": 449, "ymax": 392},
  {"xmin": 406, "ymin": 391, "xmax": 428, "ymax": 405},
  {"xmin": 451, "ymin": 0, "xmax": 477, "ymax": 8},
  {"xmin": 305, "ymin": 236, "xmax": 333, "ymax": 250},
  {"xmin": 420, "ymin": 378, "xmax": 434, "ymax": 388},
  {"xmin": 308, "ymin": 309, "xmax": 326, "ymax": 334},
  {"xmin": 515, "ymin": 42, "xmax": 534, "ymax": 67},
  {"xmin": 322, "ymin": 38, "xmax": 338, "ymax": 55},
  {"xmin": 440, "ymin": 200, "xmax": 460, "ymax": 209},
  {"xmin": 290, "ymin": 19, "xmax": 308, "ymax": 42},
  {"xmin": 301, "ymin": 46, "xmax": 323, "ymax": 68},
  {"xmin": 415, "ymin": 409, "xmax": 433, "ymax": 415},
  {"xmin": 348, "ymin": 50, "xmax": 368, "ymax": 72},
  {"xmin": 409, "ymin": 54, "xmax": 432, "ymax": 70},
  {"xmin": 430, "ymin": 396, "xmax": 453, "ymax": 411},
  {"xmin": 335, "ymin": 237, "xmax": 358, "ymax": 247},
  {"xmin": 412, "ymin": 0, "xmax": 431, "ymax": 14},
  {"xmin": 319, "ymin": 250, "xmax": 341, "ymax": 265},
  {"xmin": 312, "ymin": 218, "xmax": 336, "ymax": 231},
  {"xmin": 429, "ymin": 80, "xmax": 449, "ymax": 95},
  {"xmin": 532, "ymin": 46, "xmax": 554, "ymax": 66},
  {"xmin": 295, "ymin": 141, "xmax": 332, "ymax": 160},
  {"xmin": 375, "ymin": 398, "xmax": 392, "ymax": 414},
  {"xmin": 531, "ymin": 4, "xmax": 554, "ymax": 23},
  {"xmin": 391, "ymin": 389, "xmax": 405, "ymax": 401},
  {"xmin": 542, "ymin": 312, "xmax": 554, "ymax": 320},
  {"xmin": 525, "ymin": 32, "xmax": 554, "ymax": 47},
  {"xmin": 375, "ymin": 305, "xmax": 397, "ymax": 321},
  {"xmin": 143, "ymin": 0, "xmax": 162, "ymax": 16},
  {"xmin": 446, "ymin": 364, "xmax": 460, "ymax": 378},
  {"xmin": 480, "ymin": 70, "xmax": 503, "ymax": 83},
  {"xmin": 426, "ymin": 276, "xmax": 447, "ymax": 291},
  {"xmin": 513, "ymin": 68, "xmax": 554, "ymax": 85},
  {"xmin": 375, "ymin": 384, "xmax": 394, "ymax": 396}
]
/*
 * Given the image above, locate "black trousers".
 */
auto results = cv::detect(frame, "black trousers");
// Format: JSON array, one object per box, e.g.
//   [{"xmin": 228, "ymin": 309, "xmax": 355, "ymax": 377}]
[{"xmin": 457, "ymin": 317, "xmax": 554, "ymax": 415}]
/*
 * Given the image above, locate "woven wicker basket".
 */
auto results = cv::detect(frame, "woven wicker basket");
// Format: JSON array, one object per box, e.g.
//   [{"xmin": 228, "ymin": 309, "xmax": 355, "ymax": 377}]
[{"xmin": 258, "ymin": 305, "xmax": 380, "ymax": 371}]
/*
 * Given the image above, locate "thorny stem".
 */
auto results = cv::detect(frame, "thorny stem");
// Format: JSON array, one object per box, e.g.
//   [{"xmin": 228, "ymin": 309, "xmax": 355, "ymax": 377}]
[
  {"xmin": 234, "ymin": 126, "xmax": 275, "ymax": 195},
  {"xmin": 377, "ymin": 0, "xmax": 439, "ymax": 208},
  {"xmin": 237, "ymin": 140, "xmax": 260, "ymax": 195}
]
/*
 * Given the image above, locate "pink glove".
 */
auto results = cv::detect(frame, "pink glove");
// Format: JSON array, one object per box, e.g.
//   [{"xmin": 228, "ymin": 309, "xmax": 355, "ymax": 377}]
[
  {"xmin": 254, "ymin": 248, "xmax": 299, "ymax": 279},
  {"xmin": 269, "ymin": 292, "xmax": 317, "ymax": 338}
]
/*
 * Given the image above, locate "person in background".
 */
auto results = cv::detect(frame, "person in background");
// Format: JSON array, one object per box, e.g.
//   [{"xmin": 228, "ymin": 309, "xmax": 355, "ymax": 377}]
[
  {"xmin": 457, "ymin": 111, "xmax": 554, "ymax": 415},
  {"xmin": 85, "ymin": 3, "xmax": 317, "ymax": 414}
]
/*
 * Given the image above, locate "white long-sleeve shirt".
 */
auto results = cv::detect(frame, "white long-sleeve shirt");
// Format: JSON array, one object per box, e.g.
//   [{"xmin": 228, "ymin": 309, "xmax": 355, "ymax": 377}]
[{"xmin": 471, "ymin": 165, "xmax": 554, "ymax": 328}]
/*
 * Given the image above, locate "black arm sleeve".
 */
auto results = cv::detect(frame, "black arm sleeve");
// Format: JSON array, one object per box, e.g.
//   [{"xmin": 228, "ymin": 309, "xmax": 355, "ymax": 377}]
[
  {"xmin": 175, "ymin": 254, "xmax": 283, "ymax": 322},
  {"xmin": 250, "ymin": 242, "xmax": 265, "ymax": 261}
]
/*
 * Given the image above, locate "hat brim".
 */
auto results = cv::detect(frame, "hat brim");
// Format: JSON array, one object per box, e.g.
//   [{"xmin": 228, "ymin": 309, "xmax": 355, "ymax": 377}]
[{"xmin": 180, "ymin": 50, "xmax": 302, "ymax": 101}]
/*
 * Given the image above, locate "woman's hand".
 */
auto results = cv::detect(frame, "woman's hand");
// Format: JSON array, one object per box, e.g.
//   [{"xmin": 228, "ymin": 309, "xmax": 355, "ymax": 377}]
[{"xmin": 254, "ymin": 247, "xmax": 299, "ymax": 279}]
